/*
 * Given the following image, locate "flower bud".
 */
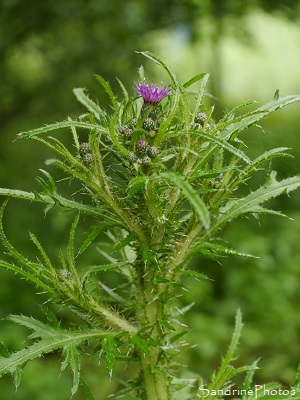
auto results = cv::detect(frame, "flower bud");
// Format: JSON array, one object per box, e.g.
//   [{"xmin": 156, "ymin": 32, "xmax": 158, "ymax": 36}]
[
  {"xmin": 148, "ymin": 146, "xmax": 160, "ymax": 158},
  {"xmin": 79, "ymin": 142, "xmax": 92, "ymax": 154},
  {"xmin": 82, "ymin": 153, "xmax": 94, "ymax": 165},
  {"xmin": 129, "ymin": 118, "xmax": 138, "ymax": 129},
  {"xmin": 137, "ymin": 155, "xmax": 151, "ymax": 165},
  {"xmin": 128, "ymin": 151, "xmax": 138, "ymax": 163},
  {"xmin": 118, "ymin": 125, "xmax": 134, "ymax": 139},
  {"xmin": 136, "ymin": 140, "xmax": 150, "ymax": 156},
  {"xmin": 142, "ymin": 117, "xmax": 156, "ymax": 131},
  {"xmin": 191, "ymin": 122, "xmax": 203, "ymax": 131},
  {"xmin": 195, "ymin": 112, "xmax": 207, "ymax": 124}
]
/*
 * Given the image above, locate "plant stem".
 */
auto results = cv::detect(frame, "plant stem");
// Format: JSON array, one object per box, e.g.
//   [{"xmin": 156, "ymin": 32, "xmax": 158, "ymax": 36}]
[
  {"xmin": 138, "ymin": 265, "xmax": 171, "ymax": 400},
  {"xmin": 142, "ymin": 352, "xmax": 170, "ymax": 400}
]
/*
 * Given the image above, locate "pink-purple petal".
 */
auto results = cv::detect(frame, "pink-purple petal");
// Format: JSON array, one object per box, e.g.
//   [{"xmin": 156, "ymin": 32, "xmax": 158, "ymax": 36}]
[{"xmin": 134, "ymin": 79, "xmax": 170, "ymax": 105}]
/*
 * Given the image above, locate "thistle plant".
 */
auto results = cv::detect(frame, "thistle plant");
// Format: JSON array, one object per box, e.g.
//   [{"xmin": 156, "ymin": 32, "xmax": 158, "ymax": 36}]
[{"xmin": 1, "ymin": 51, "xmax": 300, "ymax": 400}]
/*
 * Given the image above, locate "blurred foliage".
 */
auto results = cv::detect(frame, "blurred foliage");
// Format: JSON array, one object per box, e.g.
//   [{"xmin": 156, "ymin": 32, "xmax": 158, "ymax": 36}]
[{"xmin": 1, "ymin": 0, "xmax": 300, "ymax": 398}]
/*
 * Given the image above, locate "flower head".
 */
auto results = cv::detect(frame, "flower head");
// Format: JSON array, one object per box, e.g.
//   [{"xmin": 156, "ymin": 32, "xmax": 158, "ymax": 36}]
[{"xmin": 134, "ymin": 79, "xmax": 170, "ymax": 105}]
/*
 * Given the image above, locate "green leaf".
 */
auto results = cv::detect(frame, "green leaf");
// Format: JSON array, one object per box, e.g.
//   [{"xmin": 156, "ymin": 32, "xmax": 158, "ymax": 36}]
[
  {"xmin": 0, "ymin": 187, "xmax": 116, "ymax": 221},
  {"xmin": 61, "ymin": 345, "xmax": 81, "ymax": 395},
  {"xmin": 29, "ymin": 232, "xmax": 56, "ymax": 275},
  {"xmin": 0, "ymin": 326, "xmax": 116, "ymax": 380},
  {"xmin": 73, "ymin": 88, "xmax": 105, "ymax": 121},
  {"xmin": 215, "ymin": 171, "xmax": 300, "ymax": 232},
  {"xmin": 77, "ymin": 221, "xmax": 116, "ymax": 256},
  {"xmin": 191, "ymin": 73, "xmax": 210, "ymax": 122},
  {"xmin": 130, "ymin": 335, "xmax": 151, "ymax": 356},
  {"xmin": 186, "ymin": 129, "xmax": 252, "ymax": 165},
  {"xmin": 137, "ymin": 51, "xmax": 177, "ymax": 87},
  {"xmin": 114, "ymin": 233, "xmax": 135, "ymax": 251},
  {"xmin": 160, "ymin": 173, "xmax": 210, "ymax": 230},
  {"xmin": 68, "ymin": 214, "xmax": 80, "ymax": 269},
  {"xmin": 218, "ymin": 94, "xmax": 300, "ymax": 140},
  {"xmin": 128, "ymin": 176, "xmax": 149, "ymax": 196},
  {"xmin": 183, "ymin": 73, "xmax": 207, "ymax": 89},
  {"xmin": 13, "ymin": 364, "xmax": 22, "ymax": 389},
  {"xmin": 182, "ymin": 270, "xmax": 211, "ymax": 281},
  {"xmin": 250, "ymin": 147, "xmax": 292, "ymax": 169},
  {"xmin": 0, "ymin": 342, "xmax": 10, "ymax": 358},
  {"xmin": 99, "ymin": 281, "xmax": 129, "ymax": 305},
  {"xmin": 225, "ymin": 309, "xmax": 243, "ymax": 362},
  {"xmin": 189, "ymin": 242, "xmax": 257, "ymax": 260},
  {"xmin": 242, "ymin": 359, "xmax": 260, "ymax": 395},
  {"xmin": 140, "ymin": 244, "xmax": 156, "ymax": 263},
  {"xmin": 273, "ymin": 89, "xmax": 280, "ymax": 100},
  {"xmin": 116, "ymin": 78, "xmax": 129, "ymax": 102},
  {"xmin": 205, "ymin": 310, "xmax": 244, "ymax": 399},
  {"xmin": 68, "ymin": 116, "xmax": 80, "ymax": 150},
  {"xmin": 103, "ymin": 336, "xmax": 116, "ymax": 378},
  {"xmin": 80, "ymin": 378, "xmax": 96, "ymax": 400},
  {"xmin": 18, "ymin": 119, "xmax": 108, "ymax": 139},
  {"xmin": 8, "ymin": 315, "xmax": 57, "ymax": 339},
  {"xmin": 94, "ymin": 74, "xmax": 118, "ymax": 109},
  {"xmin": 81, "ymin": 262, "xmax": 128, "ymax": 290}
]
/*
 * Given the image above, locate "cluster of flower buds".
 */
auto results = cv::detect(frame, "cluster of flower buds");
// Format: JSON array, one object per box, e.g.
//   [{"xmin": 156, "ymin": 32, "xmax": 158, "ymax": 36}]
[
  {"xmin": 78, "ymin": 142, "xmax": 94, "ymax": 165},
  {"xmin": 118, "ymin": 115, "xmax": 158, "ymax": 141},
  {"xmin": 119, "ymin": 80, "xmax": 169, "ymax": 165},
  {"xmin": 128, "ymin": 140, "xmax": 160, "ymax": 165}
]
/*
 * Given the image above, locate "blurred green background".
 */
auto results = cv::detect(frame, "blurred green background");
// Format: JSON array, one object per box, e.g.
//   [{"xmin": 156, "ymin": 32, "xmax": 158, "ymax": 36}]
[{"xmin": 1, "ymin": 0, "xmax": 300, "ymax": 398}]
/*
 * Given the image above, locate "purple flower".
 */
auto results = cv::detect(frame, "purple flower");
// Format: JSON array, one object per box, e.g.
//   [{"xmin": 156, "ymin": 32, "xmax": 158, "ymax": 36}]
[{"xmin": 134, "ymin": 79, "xmax": 170, "ymax": 105}]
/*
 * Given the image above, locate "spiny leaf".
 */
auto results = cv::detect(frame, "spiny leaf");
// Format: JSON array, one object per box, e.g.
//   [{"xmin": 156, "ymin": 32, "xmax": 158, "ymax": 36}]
[
  {"xmin": 140, "ymin": 244, "xmax": 156, "ymax": 263},
  {"xmin": 68, "ymin": 116, "xmax": 80, "ymax": 150},
  {"xmin": 81, "ymin": 262, "xmax": 128, "ymax": 290},
  {"xmin": 182, "ymin": 270, "xmax": 211, "ymax": 281},
  {"xmin": 94, "ymin": 74, "xmax": 118, "ymax": 109},
  {"xmin": 215, "ymin": 172, "xmax": 300, "ymax": 232},
  {"xmin": 189, "ymin": 242, "xmax": 257, "ymax": 260},
  {"xmin": 183, "ymin": 73, "xmax": 208, "ymax": 89},
  {"xmin": 218, "ymin": 94, "xmax": 300, "ymax": 140},
  {"xmin": 160, "ymin": 172, "xmax": 210, "ymax": 229},
  {"xmin": 80, "ymin": 378, "xmax": 96, "ymax": 400},
  {"xmin": 128, "ymin": 176, "xmax": 149, "ymax": 196},
  {"xmin": 99, "ymin": 282, "xmax": 129, "ymax": 305},
  {"xmin": 250, "ymin": 147, "xmax": 292, "ymax": 168},
  {"xmin": 0, "ymin": 342, "xmax": 10, "ymax": 358},
  {"xmin": 73, "ymin": 88, "xmax": 105, "ymax": 121},
  {"xmin": 18, "ymin": 120, "xmax": 108, "ymax": 139},
  {"xmin": 13, "ymin": 364, "xmax": 22, "ymax": 389},
  {"xmin": 116, "ymin": 78, "xmax": 129, "ymax": 102},
  {"xmin": 137, "ymin": 51, "xmax": 177, "ymax": 88},
  {"xmin": 61, "ymin": 345, "xmax": 81, "ymax": 396},
  {"xmin": 130, "ymin": 335, "xmax": 151, "ymax": 356},
  {"xmin": 77, "ymin": 221, "xmax": 116, "ymax": 256},
  {"xmin": 29, "ymin": 232, "xmax": 55, "ymax": 274},
  {"xmin": 206, "ymin": 310, "xmax": 243, "ymax": 397},
  {"xmin": 0, "ymin": 328, "xmax": 116, "ymax": 379},
  {"xmin": 114, "ymin": 233, "xmax": 135, "ymax": 251},
  {"xmin": 103, "ymin": 336, "xmax": 116, "ymax": 378},
  {"xmin": 0, "ymin": 187, "xmax": 116, "ymax": 221},
  {"xmin": 8, "ymin": 315, "xmax": 58, "ymax": 339},
  {"xmin": 186, "ymin": 129, "xmax": 252, "ymax": 165},
  {"xmin": 191, "ymin": 73, "xmax": 210, "ymax": 122},
  {"xmin": 0, "ymin": 260, "xmax": 54, "ymax": 294},
  {"xmin": 225, "ymin": 309, "xmax": 243, "ymax": 363},
  {"xmin": 36, "ymin": 169, "xmax": 57, "ymax": 195},
  {"xmin": 68, "ymin": 214, "xmax": 80, "ymax": 270},
  {"xmin": 242, "ymin": 359, "xmax": 260, "ymax": 394},
  {"xmin": 40, "ymin": 306, "xmax": 61, "ymax": 329}
]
